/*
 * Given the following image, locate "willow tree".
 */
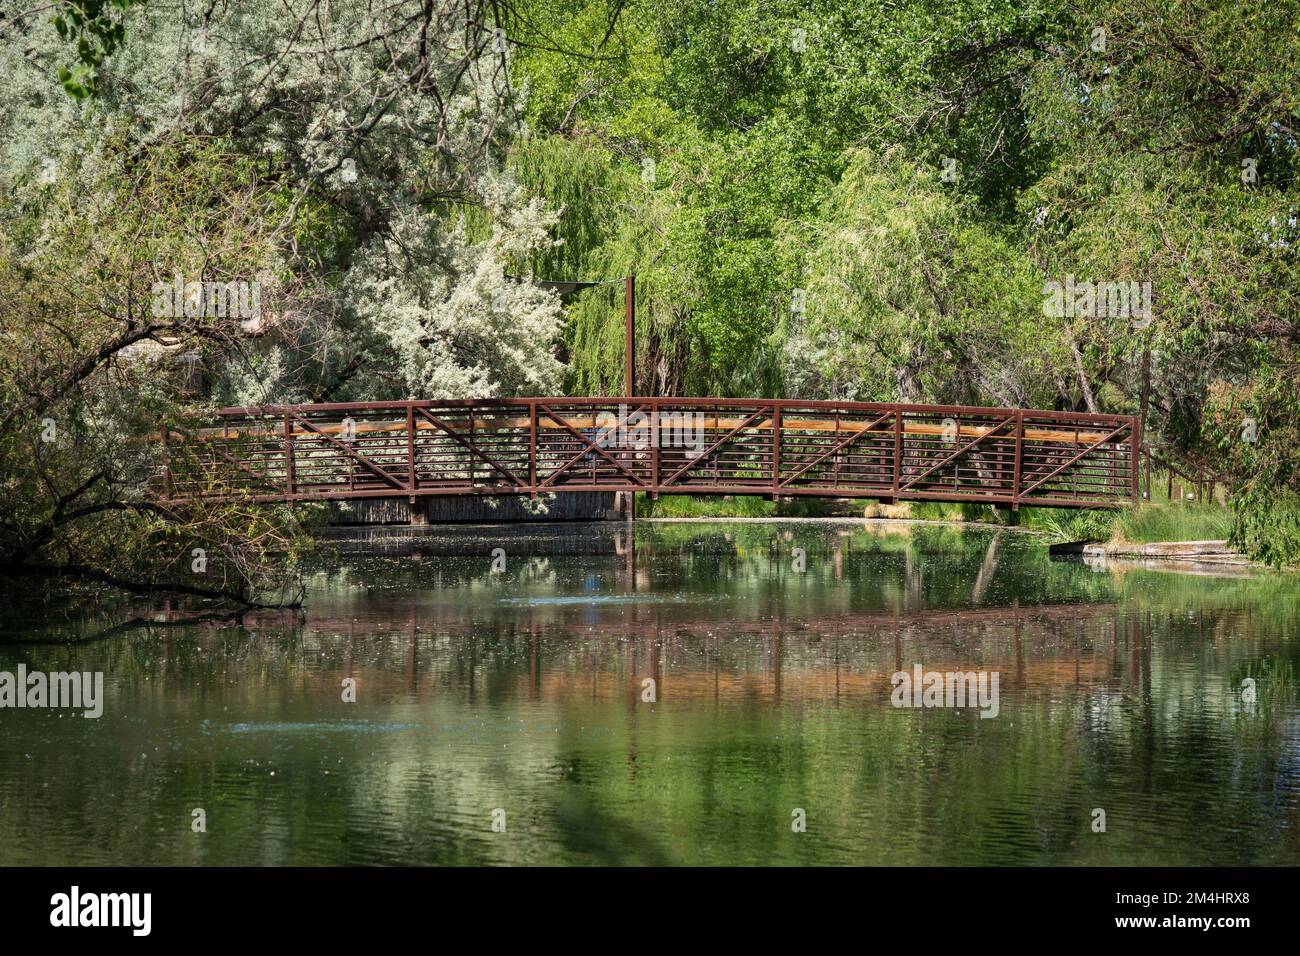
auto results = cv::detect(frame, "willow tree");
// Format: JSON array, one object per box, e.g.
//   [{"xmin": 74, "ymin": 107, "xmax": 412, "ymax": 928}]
[
  {"xmin": 778, "ymin": 149, "xmax": 1053, "ymax": 407},
  {"xmin": 0, "ymin": 137, "xmax": 311, "ymax": 610}
]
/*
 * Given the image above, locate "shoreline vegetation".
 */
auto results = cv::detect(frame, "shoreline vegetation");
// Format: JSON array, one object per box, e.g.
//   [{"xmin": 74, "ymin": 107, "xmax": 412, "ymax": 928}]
[{"xmin": 633, "ymin": 476, "xmax": 1248, "ymax": 564}]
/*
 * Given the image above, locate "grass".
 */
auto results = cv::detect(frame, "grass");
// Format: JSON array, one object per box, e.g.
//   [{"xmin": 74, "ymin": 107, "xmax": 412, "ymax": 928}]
[
  {"xmin": 908, "ymin": 501, "xmax": 1009, "ymax": 524},
  {"xmin": 1019, "ymin": 502, "xmax": 1236, "ymax": 545},
  {"xmin": 1020, "ymin": 507, "xmax": 1117, "ymax": 542},
  {"xmin": 1112, "ymin": 503, "xmax": 1235, "ymax": 544},
  {"xmin": 633, "ymin": 467, "xmax": 1239, "ymax": 549},
  {"xmin": 635, "ymin": 494, "xmax": 832, "ymax": 519}
]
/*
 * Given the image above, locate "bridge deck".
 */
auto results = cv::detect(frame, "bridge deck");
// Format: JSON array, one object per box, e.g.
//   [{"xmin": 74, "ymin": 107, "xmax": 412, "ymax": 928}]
[{"xmin": 162, "ymin": 398, "xmax": 1139, "ymax": 509}]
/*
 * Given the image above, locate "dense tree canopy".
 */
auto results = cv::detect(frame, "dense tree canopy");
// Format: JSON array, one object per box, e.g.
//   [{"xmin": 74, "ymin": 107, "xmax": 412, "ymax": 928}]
[{"xmin": 1, "ymin": 0, "xmax": 1297, "ymax": 593}]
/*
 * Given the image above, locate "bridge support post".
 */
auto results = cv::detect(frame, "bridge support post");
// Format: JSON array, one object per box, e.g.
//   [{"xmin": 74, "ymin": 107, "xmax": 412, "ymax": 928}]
[
  {"xmin": 406, "ymin": 404, "xmax": 416, "ymax": 503},
  {"xmin": 890, "ymin": 408, "xmax": 901, "ymax": 504},
  {"xmin": 528, "ymin": 400, "xmax": 538, "ymax": 498},
  {"xmin": 1131, "ymin": 418, "xmax": 1142, "ymax": 504},
  {"xmin": 408, "ymin": 498, "xmax": 429, "ymax": 526}
]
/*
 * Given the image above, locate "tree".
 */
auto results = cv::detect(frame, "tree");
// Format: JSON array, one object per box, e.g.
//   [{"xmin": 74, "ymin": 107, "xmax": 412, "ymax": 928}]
[{"xmin": 0, "ymin": 135, "xmax": 312, "ymax": 609}]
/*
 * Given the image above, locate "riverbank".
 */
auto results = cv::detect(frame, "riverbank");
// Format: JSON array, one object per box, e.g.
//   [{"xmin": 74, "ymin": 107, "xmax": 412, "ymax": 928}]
[
  {"xmin": 635, "ymin": 493, "xmax": 1239, "ymax": 544},
  {"xmin": 627, "ymin": 493, "xmax": 1269, "ymax": 572},
  {"xmin": 1051, "ymin": 538, "xmax": 1263, "ymax": 575}
]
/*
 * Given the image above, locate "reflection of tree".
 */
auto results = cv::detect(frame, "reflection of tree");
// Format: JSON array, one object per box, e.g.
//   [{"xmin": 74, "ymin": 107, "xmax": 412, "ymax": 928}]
[{"xmin": 4, "ymin": 523, "xmax": 1300, "ymax": 865}]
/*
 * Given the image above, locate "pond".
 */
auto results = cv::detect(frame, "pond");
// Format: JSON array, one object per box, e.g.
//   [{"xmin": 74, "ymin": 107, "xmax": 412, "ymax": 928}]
[{"xmin": 1, "ymin": 520, "xmax": 1298, "ymax": 865}]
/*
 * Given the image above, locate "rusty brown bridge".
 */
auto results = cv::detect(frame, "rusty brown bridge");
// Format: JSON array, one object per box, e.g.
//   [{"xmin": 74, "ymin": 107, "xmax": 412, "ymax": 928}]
[{"xmin": 160, "ymin": 398, "xmax": 1139, "ymax": 510}]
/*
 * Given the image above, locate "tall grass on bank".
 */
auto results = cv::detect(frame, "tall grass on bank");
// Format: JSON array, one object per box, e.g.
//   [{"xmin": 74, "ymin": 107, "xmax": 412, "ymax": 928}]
[
  {"xmin": 635, "ymin": 495, "xmax": 833, "ymax": 518},
  {"xmin": 1114, "ymin": 503, "xmax": 1235, "ymax": 543},
  {"xmin": 1020, "ymin": 507, "xmax": 1117, "ymax": 543},
  {"xmin": 908, "ymin": 501, "xmax": 1006, "ymax": 523},
  {"xmin": 1022, "ymin": 502, "xmax": 1235, "ymax": 544}
]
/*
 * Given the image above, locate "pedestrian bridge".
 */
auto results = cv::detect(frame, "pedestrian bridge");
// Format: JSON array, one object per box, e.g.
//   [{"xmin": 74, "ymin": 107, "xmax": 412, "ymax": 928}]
[{"xmin": 160, "ymin": 398, "xmax": 1139, "ymax": 510}]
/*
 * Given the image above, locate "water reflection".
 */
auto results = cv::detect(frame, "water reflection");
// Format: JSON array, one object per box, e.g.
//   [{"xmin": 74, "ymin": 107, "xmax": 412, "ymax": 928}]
[{"xmin": 1, "ymin": 522, "xmax": 1298, "ymax": 865}]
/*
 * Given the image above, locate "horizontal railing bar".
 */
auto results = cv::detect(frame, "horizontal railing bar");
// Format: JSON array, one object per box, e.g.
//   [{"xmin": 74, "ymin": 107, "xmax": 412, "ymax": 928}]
[{"xmin": 211, "ymin": 397, "xmax": 1135, "ymax": 426}]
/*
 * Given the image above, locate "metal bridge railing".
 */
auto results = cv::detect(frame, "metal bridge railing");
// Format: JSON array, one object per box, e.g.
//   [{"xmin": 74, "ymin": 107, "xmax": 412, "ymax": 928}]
[{"xmin": 160, "ymin": 398, "xmax": 1139, "ymax": 509}]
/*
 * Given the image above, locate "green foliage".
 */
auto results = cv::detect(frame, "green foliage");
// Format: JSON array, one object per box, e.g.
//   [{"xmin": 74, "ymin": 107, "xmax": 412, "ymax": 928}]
[
  {"xmin": 0, "ymin": 133, "xmax": 311, "ymax": 604},
  {"xmin": 2, "ymin": 0, "xmax": 1299, "ymax": 575},
  {"xmin": 635, "ymin": 494, "xmax": 833, "ymax": 518},
  {"xmin": 51, "ymin": 0, "xmax": 144, "ymax": 98},
  {"xmin": 783, "ymin": 148, "xmax": 1051, "ymax": 403},
  {"xmin": 506, "ymin": 0, "xmax": 1300, "ymax": 562},
  {"xmin": 1230, "ymin": 489, "xmax": 1300, "ymax": 569}
]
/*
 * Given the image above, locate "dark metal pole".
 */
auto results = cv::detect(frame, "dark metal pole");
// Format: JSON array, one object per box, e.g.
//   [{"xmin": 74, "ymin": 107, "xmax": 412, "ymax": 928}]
[
  {"xmin": 625, "ymin": 275, "xmax": 635, "ymax": 523},
  {"xmin": 528, "ymin": 399, "xmax": 537, "ymax": 498},
  {"xmin": 1132, "ymin": 416, "xmax": 1142, "ymax": 504},
  {"xmin": 625, "ymin": 275, "xmax": 635, "ymax": 398}
]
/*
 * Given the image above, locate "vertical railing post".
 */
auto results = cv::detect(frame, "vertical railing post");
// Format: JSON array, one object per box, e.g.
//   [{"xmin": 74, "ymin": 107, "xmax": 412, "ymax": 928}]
[
  {"xmin": 771, "ymin": 401, "xmax": 782, "ymax": 498},
  {"xmin": 650, "ymin": 397, "xmax": 660, "ymax": 498},
  {"xmin": 1130, "ymin": 415, "xmax": 1141, "ymax": 504},
  {"xmin": 832, "ymin": 411, "xmax": 841, "ymax": 489},
  {"xmin": 1012, "ymin": 409, "xmax": 1023, "ymax": 509},
  {"xmin": 891, "ymin": 406, "xmax": 902, "ymax": 501},
  {"xmin": 406, "ymin": 403, "xmax": 416, "ymax": 502},
  {"xmin": 528, "ymin": 400, "xmax": 537, "ymax": 498},
  {"xmin": 283, "ymin": 410, "xmax": 295, "ymax": 499},
  {"xmin": 468, "ymin": 409, "xmax": 476, "ymax": 485}
]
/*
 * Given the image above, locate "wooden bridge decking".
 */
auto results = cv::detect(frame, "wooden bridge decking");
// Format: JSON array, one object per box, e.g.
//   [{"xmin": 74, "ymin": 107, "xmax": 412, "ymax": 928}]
[{"xmin": 161, "ymin": 398, "xmax": 1139, "ymax": 510}]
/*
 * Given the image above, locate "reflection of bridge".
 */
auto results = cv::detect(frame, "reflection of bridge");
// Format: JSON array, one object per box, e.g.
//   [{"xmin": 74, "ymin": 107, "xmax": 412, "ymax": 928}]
[
  {"xmin": 231, "ymin": 598, "xmax": 1147, "ymax": 704},
  {"xmin": 163, "ymin": 398, "xmax": 1139, "ymax": 510}
]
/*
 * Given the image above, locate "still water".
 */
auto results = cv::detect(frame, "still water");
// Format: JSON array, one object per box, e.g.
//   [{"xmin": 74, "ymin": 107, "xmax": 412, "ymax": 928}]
[{"xmin": 2, "ymin": 521, "xmax": 1298, "ymax": 865}]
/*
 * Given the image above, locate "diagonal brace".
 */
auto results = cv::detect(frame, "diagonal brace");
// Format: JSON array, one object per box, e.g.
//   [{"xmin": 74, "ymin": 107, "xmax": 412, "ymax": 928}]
[
  {"xmin": 900, "ymin": 417, "xmax": 1014, "ymax": 491},
  {"xmin": 1018, "ymin": 423, "xmax": 1131, "ymax": 497},
  {"xmin": 414, "ymin": 408, "xmax": 527, "ymax": 487},
  {"xmin": 779, "ymin": 412, "xmax": 892, "ymax": 488},
  {"xmin": 660, "ymin": 408, "xmax": 771, "ymax": 487},
  {"xmin": 289, "ymin": 411, "xmax": 406, "ymax": 490},
  {"xmin": 539, "ymin": 404, "xmax": 648, "ymax": 487}
]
